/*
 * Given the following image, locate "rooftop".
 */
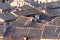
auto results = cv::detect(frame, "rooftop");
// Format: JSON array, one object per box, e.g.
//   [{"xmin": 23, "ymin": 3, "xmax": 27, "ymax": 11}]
[
  {"xmin": 0, "ymin": 12, "xmax": 17, "ymax": 22},
  {"xmin": 14, "ymin": 5, "xmax": 42, "ymax": 16}
]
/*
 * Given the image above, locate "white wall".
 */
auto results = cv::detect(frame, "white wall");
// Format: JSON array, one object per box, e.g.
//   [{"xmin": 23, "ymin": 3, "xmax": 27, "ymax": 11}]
[{"xmin": 10, "ymin": 0, "xmax": 25, "ymax": 7}]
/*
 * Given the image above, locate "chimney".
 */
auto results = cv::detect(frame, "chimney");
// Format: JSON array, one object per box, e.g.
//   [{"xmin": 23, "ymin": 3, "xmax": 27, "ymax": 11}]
[
  {"xmin": 0, "ymin": 9, "xmax": 3, "ymax": 13},
  {"xmin": 0, "ymin": 18, "xmax": 5, "ymax": 25},
  {"xmin": 0, "ymin": 35, "xmax": 3, "ymax": 38}
]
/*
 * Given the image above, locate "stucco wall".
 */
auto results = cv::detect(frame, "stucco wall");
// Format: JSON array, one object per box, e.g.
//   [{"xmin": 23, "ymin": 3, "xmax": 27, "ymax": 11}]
[{"xmin": 10, "ymin": 0, "xmax": 25, "ymax": 7}]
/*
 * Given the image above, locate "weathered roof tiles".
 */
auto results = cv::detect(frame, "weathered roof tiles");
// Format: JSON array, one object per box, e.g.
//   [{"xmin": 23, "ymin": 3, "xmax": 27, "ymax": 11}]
[
  {"xmin": 14, "ymin": 5, "xmax": 42, "ymax": 16},
  {"xmin": 49, "ymin": 17, "xmax": 60, "ymax": 25},
  {"xmin": 0, "ymin": 12, "xmax": 17, "ymax": 22}
]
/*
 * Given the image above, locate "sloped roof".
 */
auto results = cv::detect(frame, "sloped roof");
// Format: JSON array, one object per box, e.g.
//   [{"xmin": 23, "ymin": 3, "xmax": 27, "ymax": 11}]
[
  {"xmin": 42, "ymin": 26, "xmax": 59, "ymax": 39},
  {"xmin": 46, "ymin": 1, "xmax": 60, "ymax": 8},
  {"xmin": 4, "ymin": 21, "xmax": 60, "ymax": 39},
  {"xmin": 4, "ymin": 27, "xmax": 26, "ymax": 40},
  {"xmin": 49, "ymin": 17, "xmax": 60, "ymax": 25},
  {"xmin": 0, "ymin": 3, "xmax": 11, "ymax": 10},
  {"xmin": 10, "ymin": 17, "xmax": 34, "ymax": 28},
  {"xmin": 27, "ymin": 27, "xmax": 42, "ymax": 39},
  {"xmin": 4, "ymin": 26, "xmax": 43, "ymax": 39},
  {"xmin": 0, "ymin": 12, "xmax": 17, "ymax": 22},
  {"xmin": 14, "ymin": 5, "xmax": 42, "ymax": 16},
  {"xmin": 47, "ymin": 8, "xmax": 60, "ymax": 16},
  {"xmin": 27, "ymin": 22, "xmax": 45, "ymax": 28},
  {"xmin": 42, "ymin": 17, "xmax": 60, "ymax": 38},
  {"xmin": 46, "ymin": 1, "xmax": 60, "ymax": 16}
]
